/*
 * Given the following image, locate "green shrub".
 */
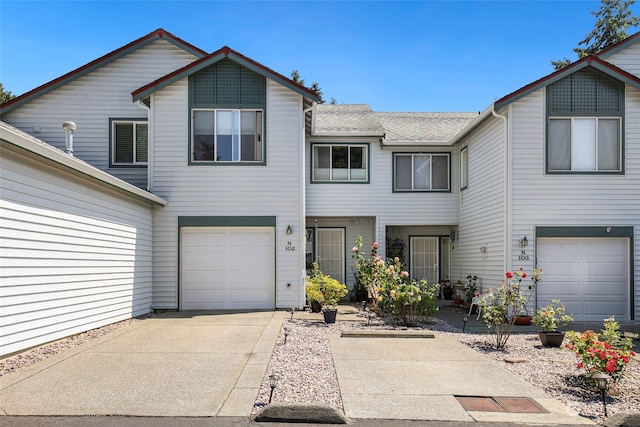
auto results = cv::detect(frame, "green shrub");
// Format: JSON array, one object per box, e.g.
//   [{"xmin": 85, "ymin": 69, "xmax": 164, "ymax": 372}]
[{"xmin": 305, "ymin": 263, "xmax": 348, "ymax": 309}]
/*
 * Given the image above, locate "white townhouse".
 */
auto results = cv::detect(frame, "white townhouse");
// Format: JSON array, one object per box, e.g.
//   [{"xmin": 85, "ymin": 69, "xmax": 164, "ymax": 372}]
[{"xmin": 1, "ymin": 28, "xmax": 639, "ymax": 355}]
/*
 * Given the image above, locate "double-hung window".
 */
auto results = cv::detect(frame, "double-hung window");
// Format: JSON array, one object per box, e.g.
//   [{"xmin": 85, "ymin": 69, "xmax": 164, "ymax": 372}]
[
  {"xmin": 312, "ymin": 144, "xmax": 368, "ymax": 182},
  {"xmin": 393, "ymin": 153, "xmax": 450, "ymax": 191},
  {"xmin": 111, "ymin": 120, "xmax": 148, "ymax": 166},
  {"xmin": 546, "ymin": 67, "xmax": 623, "ymax": 173},
  {"xmin": 192, "ymin": 109, "xmax": 263, "ymax": 163}
]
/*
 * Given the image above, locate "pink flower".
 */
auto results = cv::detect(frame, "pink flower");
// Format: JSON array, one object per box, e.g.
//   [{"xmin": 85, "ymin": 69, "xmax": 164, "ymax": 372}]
[
  {"xmin": 606, "ymin": 359, "xmax": 616, "ymax": 373},
  {"xmin": 577, "ymin": 362, "xmax": 583, "ymax": 369},
  {"xmin": 372, "ymin": 242, "xmax": 379, "ymax": 250},
  {"xmin": 352, "ymin": 247, "xmax": 358, "ymax": 253}
]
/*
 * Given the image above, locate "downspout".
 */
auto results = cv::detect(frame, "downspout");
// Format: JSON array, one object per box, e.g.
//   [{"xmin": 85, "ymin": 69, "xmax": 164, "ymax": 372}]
[
  {"xmin": 137, "ymin": 98, "xmax": 153, "ymax": 192},
  {"xmin": 491, "ymin": 104, "xmax": 510, "ymax": 274}
]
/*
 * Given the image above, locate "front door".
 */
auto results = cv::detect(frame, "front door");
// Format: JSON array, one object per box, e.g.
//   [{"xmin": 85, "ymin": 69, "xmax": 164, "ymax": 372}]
[
  {"xmin": 410, "ymin": 236, "xmax": 439, "ymax": 284},
  {"xmin": 316, "ymin": 228, "xmax": 345, "ymax": 283}
]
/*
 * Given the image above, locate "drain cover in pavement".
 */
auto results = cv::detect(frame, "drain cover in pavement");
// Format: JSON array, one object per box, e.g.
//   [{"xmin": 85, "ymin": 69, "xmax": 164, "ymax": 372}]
[{"xmin": 455, "ymin": 396, "xmax": 547, "ymax": 413}]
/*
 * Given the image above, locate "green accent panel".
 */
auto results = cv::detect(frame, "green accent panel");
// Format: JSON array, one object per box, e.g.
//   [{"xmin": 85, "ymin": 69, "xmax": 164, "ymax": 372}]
[
  {"xmin": 191, "ymin": 59, "xmax": 265, "ymax": 107},
  {"xmin": 536, "ymin": 226, "xmax": 633, "ymax": 238},
  {"xmin": 178, "ymin": 216, "xmax": 276, "ymax": 227},
  {"xmin": 548, "ymin": 67, "xmax": 624, "ymax": 116}
]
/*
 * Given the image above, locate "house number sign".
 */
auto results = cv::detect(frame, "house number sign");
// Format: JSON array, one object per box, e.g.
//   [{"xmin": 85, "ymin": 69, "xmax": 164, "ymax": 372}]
[
  {"xmin": 285, "ymin": 241, "xmax": 296, "ymax": 251},
  {"xmin": 518, "ymin": 250, "xmax": 529, "ymax": 261}
]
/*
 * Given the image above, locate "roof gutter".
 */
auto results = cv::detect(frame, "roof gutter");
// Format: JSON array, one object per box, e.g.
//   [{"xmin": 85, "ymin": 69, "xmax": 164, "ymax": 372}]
[
  {"xmin": 0, "ymin": 122, "xmax": 167, "ymax": 207},
  {"xmin": 448, "ymin": 106, "xmax": 493, "ymax": 145}
]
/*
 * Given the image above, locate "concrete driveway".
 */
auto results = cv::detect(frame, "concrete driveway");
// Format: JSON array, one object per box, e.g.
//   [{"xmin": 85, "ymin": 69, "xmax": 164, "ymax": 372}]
[{"xmin": 0, "ymin": 311, "xmax": 286, "ymax": 417}]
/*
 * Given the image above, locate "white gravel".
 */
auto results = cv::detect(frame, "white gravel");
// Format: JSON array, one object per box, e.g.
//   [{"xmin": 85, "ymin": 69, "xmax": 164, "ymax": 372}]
[
  {"xmin": 253, "ymin": 310, "xmax": 640, "ymax": 425},
  {"xmin": 2, "ymin": 310, "xmax": 637, "ymax": 426}
]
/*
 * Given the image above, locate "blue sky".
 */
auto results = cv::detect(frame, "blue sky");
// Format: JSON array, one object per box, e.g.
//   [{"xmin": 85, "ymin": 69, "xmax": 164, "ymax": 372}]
[{"xmin": 2, "ymin": 1, "xmax": 638, "ymax": 112}]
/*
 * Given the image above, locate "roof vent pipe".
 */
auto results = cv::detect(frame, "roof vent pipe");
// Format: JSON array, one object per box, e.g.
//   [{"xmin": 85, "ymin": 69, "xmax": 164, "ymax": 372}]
[{"xmin": 62, "ymin": 121, "xmax": 76, "ymax": 156}]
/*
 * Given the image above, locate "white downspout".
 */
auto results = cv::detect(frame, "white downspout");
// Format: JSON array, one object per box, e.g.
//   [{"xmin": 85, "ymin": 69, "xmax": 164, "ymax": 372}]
[
  {"xmin": 300, "ymin": 101, "xmax": 316, "ymax": 308},
  {"xmin": 137, "ymin": 98, "xmax": 153, "ymax": 192},
  {"xmin": 491, "ymin": 104, "xmax": 510, "ymax": 274}
]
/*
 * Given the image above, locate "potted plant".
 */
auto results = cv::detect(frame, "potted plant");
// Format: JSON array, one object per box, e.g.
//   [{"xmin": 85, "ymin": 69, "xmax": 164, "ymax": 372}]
[
  {"xmin": 532, "ymin": 299, "xmax": 574, "ymax": 347},
  {"xmin": 305, "ymin": 263, "xmax": 348, "ymax": 323},
  {"xmin": 464, "ymin": 275, "xmax": 478, "ymax": 305},
  {"xmin": 441, "ymin": 280, "xmax": 453, "ymax": 300}
]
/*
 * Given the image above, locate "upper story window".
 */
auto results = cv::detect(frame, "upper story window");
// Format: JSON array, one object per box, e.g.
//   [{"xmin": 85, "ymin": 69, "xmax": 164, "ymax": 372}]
[
  {"xmin": 393, "ymin": 153, "xmax": 450, "ymax": 192},
  {"xmin": 111, "ymin": 120, "xmax": 148, "ymax": 166},
  {"xmin": 460, "ymin": 146, "xmax": 468, "ymax": 190},
  {"xmin": 192, "ymin": 109, "xmax": 263, "ymax": 162},
  {"xmin": 189, "ymin": 59, "xmax": 266, "ymax": 165},
  {"xmin": 312, "ymin": 143, "xmax": 368, "ymax": 182},
  {"xmin": 547, "ymin": 68, "xmax": 623, "ymax": 173}
]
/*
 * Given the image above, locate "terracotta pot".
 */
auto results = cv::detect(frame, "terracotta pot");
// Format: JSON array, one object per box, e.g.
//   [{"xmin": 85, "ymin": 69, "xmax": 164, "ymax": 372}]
[
  {"xmin": 538, "ymin": 331, "xmax": 565, "ymax": 347},
  {"xmin": 453, "ymin": 298, "xmax": 463, "ymax": 305},
  {"xmin": 514, "ymin": 315, "xmax": 532, "ymax": 326}
]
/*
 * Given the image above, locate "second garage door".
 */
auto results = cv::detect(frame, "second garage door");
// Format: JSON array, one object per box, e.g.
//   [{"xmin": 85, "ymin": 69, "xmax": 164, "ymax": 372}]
[
  {"xmin": 536, "ymin": 237, "xmax": 628, "ymax": 321},
  {"xmin": 181, "ymin": 227, "xmax": 275, "ymax": 310}
]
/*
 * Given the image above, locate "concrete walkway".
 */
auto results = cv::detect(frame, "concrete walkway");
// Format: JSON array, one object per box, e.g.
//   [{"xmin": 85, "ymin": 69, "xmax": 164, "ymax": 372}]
[{"xmin": 3, "ymin": 304, "xmax": 636, "ymax": 425}]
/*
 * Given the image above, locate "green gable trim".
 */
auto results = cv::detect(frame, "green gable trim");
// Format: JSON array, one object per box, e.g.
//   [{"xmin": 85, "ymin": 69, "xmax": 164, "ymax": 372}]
[
  {"xmin": 178, "ymin": 216, "xmax": 277, "ymax": 227},
  {"xmin": 494, "ymin": 58, "xmax": 640, "ymax": 111},
  {"xmin": 190, "ymin": 59, "xmax": 266, "ymax": 108},
  {"xmin": 536, "ymin": 226, "xmax": 633, "ymax": 238}
]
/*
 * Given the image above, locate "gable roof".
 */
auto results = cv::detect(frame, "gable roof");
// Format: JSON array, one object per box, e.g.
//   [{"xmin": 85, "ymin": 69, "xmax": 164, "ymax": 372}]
[
  {"xmin": 0, "ymin": 28, "xmax": 206, "ymax": 115},
  {"xmin": 0, "ymin": 121, "xmax": 167, "ymax": 206},
  {"xmin": 132, "ymin": 46, "xmax": 321, "ymax": 103},
  {"xmin": 494, "ymin": 54, "xmax": 640, "ymax": 111}
]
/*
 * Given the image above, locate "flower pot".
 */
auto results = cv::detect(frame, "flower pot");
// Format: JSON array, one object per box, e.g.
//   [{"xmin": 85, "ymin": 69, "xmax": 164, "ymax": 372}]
[
  {"xmin": 355, "ymin": 289, "xmax": 368, "ymax": 302},
  {"xmin": 443, "ymin": 289, "xmax": 453, "ymax": 300},
  {"xmin": 538, "ymin": 331, "xmax": 565, "ymax": 347},
  {"xmin": 310, "ymin": 300, "xmax": 322, "ymax": 313},
  {"xmin": 514, "ymin": 315, "xmax": 532, "ymax": 326},
  {"xmin": 453, "ymin": 297, "xmax": 463, "ymax": 305},
  {"xmin": 323, "ymin": 309, "xmax": 337, "ymax": 324}
]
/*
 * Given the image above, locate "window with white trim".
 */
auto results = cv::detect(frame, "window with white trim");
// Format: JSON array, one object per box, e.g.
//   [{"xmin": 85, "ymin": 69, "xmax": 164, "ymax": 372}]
[
  {"xmin": 111, "ymin": 120, "xmax": 148, "ymax": 165},
  {"xmin": 393, "ymin": 153, "xmax": 450, "ymax": 191},
  {"xmin": 312, "ymin": 144, "xmax": 368, "ymax": 182},
  {"xmin": 192, "ymin": 109, "xmax": 263, "ymax": 162}
]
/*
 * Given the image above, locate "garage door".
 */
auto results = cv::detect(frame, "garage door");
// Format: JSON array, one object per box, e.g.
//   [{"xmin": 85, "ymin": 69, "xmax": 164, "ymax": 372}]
[
  {"xmin": 537, "ymin": 238, "xmax": 628, "ymax": 321},
  {"xmin": 181, "ymin": 227, "xmax": 275, "ymax": 310}
]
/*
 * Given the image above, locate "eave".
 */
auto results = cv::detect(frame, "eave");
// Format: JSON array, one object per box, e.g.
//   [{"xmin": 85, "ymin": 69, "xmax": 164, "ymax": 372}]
[{"xmin": 132, "ymin": 46, "xmax": 321, "ymax": 103}]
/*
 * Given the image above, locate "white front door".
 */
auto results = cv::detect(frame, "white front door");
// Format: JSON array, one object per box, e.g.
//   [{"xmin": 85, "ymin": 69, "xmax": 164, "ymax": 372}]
[
  {"xmin": 537, "ymin": 237, "xmax": 628, "ymax": 321},
  {"xmin": 410, "ymin": 236, "xmax": 439, "ymax": 284},
  {"xmin": 316, "ymin": 228, "xmax": 345, "ymax": 283}
]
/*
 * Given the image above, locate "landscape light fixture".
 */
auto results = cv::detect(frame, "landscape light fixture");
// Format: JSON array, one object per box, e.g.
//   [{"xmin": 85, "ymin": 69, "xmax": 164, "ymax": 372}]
[
  {"xmin": 283, "ymin": 327, "xmax": 290, "ymax": 344},
  {"xmin": 463, "ymin": 315, "xmax": 468, "ymax": 333},
  {"xmin": 593, "ymin": 372, "xmax": 610, "ymax": 417},
  {"xmin": 286, "ymin": 225, "xmax": 293, "ymax": 235},
  {"xmin": 268, "ymin": 374, "xmax": 279, "ymax": 403}
]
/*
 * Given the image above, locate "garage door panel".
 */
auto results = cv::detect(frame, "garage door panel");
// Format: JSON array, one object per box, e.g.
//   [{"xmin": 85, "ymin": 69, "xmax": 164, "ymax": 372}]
[
  {"xmin": 537, "ymin": 237, "xmax": 628, "ymax": 321},
  {"xmin": 181, "ymin": 227, "xmax": 274, "ymax": 310}
]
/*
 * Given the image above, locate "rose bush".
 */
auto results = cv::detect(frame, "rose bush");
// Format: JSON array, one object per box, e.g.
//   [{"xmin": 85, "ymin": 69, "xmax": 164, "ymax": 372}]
[{"xmin": 565, "ymin": 317, "xmax": 636, "ymax": 384}]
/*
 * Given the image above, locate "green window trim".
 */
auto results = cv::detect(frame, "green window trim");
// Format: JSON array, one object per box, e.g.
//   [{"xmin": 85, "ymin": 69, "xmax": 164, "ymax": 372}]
[
  {"xmin": 392, "ymin": 152, "xmax": 451, "ymax": 192},
  {"xmin": 310, "ymin": 142, "xmax": 370, "ymax": 183},
  {"xmin": 545, "ymin": 67, "xmax": 625, "ymax": 175},
  {"xmin": 109, "ymin": 119, "xmax": 148, "ymax": 167}
]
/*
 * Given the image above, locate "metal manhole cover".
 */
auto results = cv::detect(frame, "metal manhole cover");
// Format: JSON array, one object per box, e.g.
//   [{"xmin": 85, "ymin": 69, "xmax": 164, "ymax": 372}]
[
  {"xmin": 493, "ymin": 397, "xmax": 548, "ymax": 413},
  {"xmin": 455, "ymin": 396, "xmax": 547, "ymax": 413}
]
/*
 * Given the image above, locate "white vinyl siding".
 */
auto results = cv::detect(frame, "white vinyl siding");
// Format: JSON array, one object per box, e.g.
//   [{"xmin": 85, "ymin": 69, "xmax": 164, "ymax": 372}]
[
  {"xmin": 1, "ymin": 39, "xmax": 198, "ymax": 188},
  {"xmin": 151, "ymin": 79, "xmax": 306, "ymax": 309},
  {"xmin": 0, "ymin": 146, "xmax": 154, "ymax": 357}
]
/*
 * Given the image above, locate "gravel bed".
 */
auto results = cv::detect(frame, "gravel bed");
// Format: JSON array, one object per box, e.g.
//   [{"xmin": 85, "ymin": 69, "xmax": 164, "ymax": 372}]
[{"xmin": 253, "ymin": 309, "xmax": 640, "ymax": 425}]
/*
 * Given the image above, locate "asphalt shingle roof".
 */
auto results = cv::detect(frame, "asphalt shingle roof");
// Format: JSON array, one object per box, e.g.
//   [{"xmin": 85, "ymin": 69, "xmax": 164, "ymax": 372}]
[{"xmin": 313, "ymin": 104, "xmax": 478, "ymax": 144}]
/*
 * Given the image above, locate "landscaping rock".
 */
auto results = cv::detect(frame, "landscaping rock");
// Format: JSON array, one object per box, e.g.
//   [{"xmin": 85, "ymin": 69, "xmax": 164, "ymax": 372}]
[
  {"xmin": 603, "ymin": 411, "xmax": 640, "ymax": 427},
  {"xmin": 503, "ymin": 357, "xmax": 527, "ymax": 363},
  {"xmin": 253, "ymin": 402, "xmax": 349, "ymax": 424}
]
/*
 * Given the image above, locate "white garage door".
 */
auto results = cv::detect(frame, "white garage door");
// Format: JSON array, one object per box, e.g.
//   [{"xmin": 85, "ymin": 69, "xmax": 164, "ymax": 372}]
[
  {"xmin": 537, "ymin": 238, "xmax": 628, "ymax": 321},
  {"xmin": 181, "ymin": 227, "xmax": 275, "ymax": 310}
]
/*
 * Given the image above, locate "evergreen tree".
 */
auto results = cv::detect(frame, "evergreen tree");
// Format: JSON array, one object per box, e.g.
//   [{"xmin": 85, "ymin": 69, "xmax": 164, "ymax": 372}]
[
  {"xmin": 1, "ymin": 83, "xmax": 16, "ymax": 103},
  {"xmin": 290, "ymin": 70, "xmax": 328, "ymax": 104},
  {"xmin": 552, "ymin": 0, "xmax": 640, "ymax": 70}
]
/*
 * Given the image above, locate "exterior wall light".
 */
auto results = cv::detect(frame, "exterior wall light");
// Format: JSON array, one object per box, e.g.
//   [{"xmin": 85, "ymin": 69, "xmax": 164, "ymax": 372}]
[
  {"xmin": 286, "ymin": 225, "xmax": 293, "ymax": 235},
  {"xmin": 520, "ymin": 236, "xmax": 528, "ymax": 247}
]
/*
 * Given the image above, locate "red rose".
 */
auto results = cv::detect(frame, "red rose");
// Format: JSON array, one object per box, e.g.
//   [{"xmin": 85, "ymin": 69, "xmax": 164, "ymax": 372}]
[
  {"xmin": 506, "ymin": 272, "xmax": 513, "ymax": 279},
  {"xmin": 606, "ymin": 359, "xmax": 616, "ymax": 373}
]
